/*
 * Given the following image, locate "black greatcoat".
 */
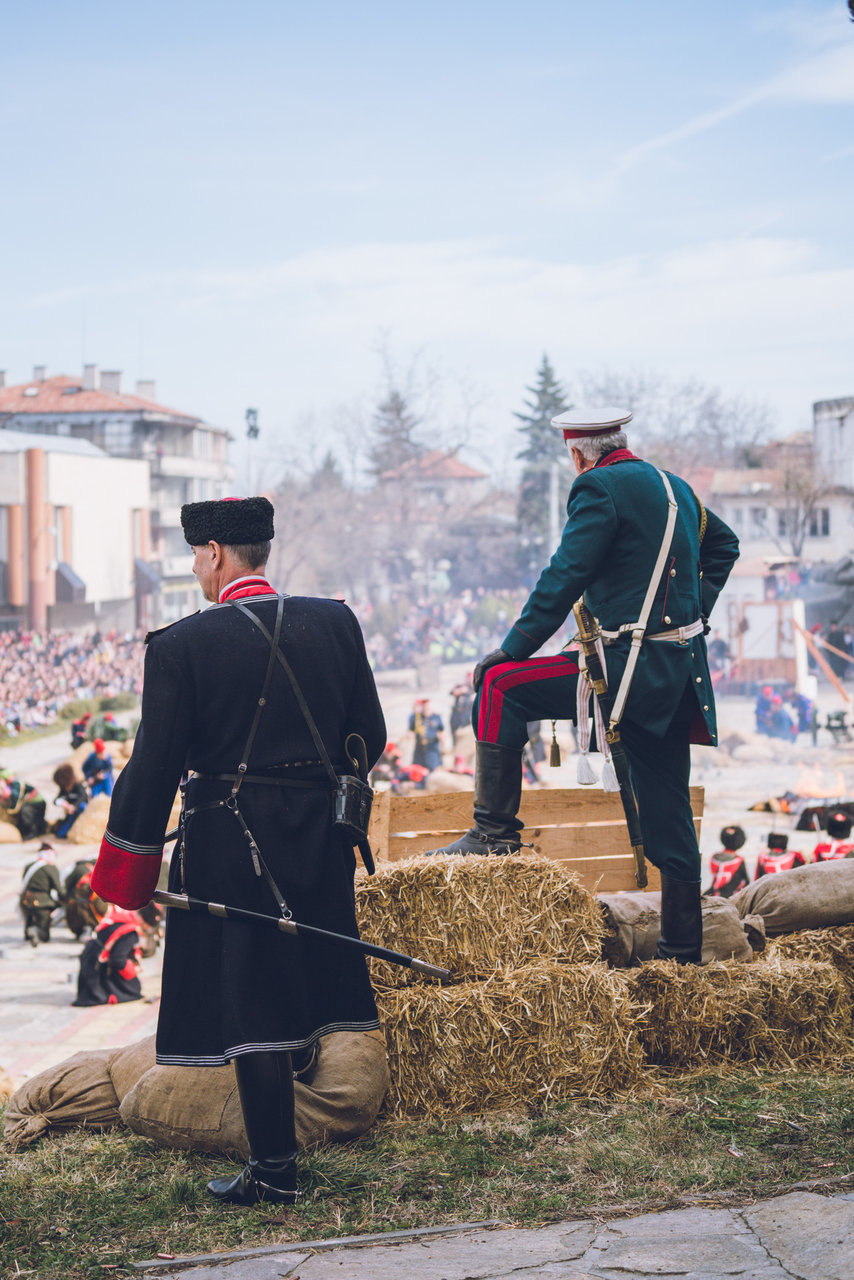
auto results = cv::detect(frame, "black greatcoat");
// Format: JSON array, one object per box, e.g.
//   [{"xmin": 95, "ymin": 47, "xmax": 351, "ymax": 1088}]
[{"xmin": 91, "ymin": 590, "xmax": 386, "ymax": 1067}]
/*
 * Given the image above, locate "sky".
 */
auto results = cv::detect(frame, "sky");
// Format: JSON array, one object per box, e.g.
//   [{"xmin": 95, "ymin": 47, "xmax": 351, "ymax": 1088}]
[{"xmin": 1, "ymin": 1, "xmax": 852, "ymax": 485}]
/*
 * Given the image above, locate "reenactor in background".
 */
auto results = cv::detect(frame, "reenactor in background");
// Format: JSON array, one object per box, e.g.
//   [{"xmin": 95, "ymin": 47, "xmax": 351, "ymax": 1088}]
[
  {"xmin": 19, "ymin": 843, "xmax": 63, "ymax": 945},
  {"xmin": 82, "ymin": 738, "xmax": 114, "ymax": 797},
  {"xmin": 813, "ymin": 810, "xmax": 854, "ymax": 861},
  {"xmin": 63, "ymin": 857, "xmax": 97, "ymax": 938},
  {"xmin": 70, "ymin": 710, "xmax": 93, "ymax": 748},
  {"xmin": 706, "ymin": 825, "xmax": 750, "ymax": 898},
  {"xmin": 52, "ymin": 762, "xmax": 89, "ymax": 837},
  {"xmin": 0, "ymin": 774, "xmax": 47, "ymax": 839},
  {"xmin": 755, "ymin": 832, "xmax": 805, "ymax": 878},
  {"xmin": 72, "ymin": 903, "xmax": 143, "ymax": 1006},
  {"xmin": 449, "ymin": 676, "xmax": 475, "ymax": 742},
  {"xmin": 409, "ymin": 697, "xmax": 445, "ymax": 771}
]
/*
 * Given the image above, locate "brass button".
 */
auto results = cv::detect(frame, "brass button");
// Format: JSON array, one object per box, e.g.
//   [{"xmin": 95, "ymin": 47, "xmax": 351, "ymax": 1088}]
[
  {"xmin": 703, "ymin": 704, "xmax": 709, "ymax": 711},
  {"xmin": 670, "ymin": 568, "xmax": 676, "ymax": 577},
  {"xmin": 664, "ymin": 615, "xmax": 671, "ymax": 624},
  {"xmin": 699, "ymin": 570, "xmax": 703, "ymax": 579},
  {"xmin": 696, "ymin": 676, "xmax": 702, "ymax": 683}
]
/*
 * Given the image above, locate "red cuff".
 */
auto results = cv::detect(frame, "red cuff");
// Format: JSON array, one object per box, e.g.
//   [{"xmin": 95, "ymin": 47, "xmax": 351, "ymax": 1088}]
[
  {"xmin": 91, "ymin": 837, "xmax": 162, "ymax": 910},
  {"xmin": 116, "ymin": 959, "xmax": 138, "ymax": 980}
]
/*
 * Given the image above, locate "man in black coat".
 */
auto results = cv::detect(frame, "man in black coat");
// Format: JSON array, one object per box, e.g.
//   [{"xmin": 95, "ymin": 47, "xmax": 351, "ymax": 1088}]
[{"xmin": 92, "ymin": 496, "xmax": 386, "ymax": 1205}]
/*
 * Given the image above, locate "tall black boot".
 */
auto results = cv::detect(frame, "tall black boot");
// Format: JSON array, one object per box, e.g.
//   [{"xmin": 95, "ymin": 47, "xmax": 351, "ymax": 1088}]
[
  {"xmin": 427, "ymin": 742, "xmax": 526, "ymax": 856},
  {"xmin": 207, "ymin": 1051, "xmax": 300, "ymax": 1205},
  {"xmin": 656, "ymin": 875, "xmax": 703, "ymax": 965}
]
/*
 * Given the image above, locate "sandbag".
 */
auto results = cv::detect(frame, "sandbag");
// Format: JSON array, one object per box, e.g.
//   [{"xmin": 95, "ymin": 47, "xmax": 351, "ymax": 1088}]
[
  {"xmin": 108, "ymin": 1036, "xmax": 157, "ymax": 1102},
  {"xmin": 119, "ymin": 1030, "xmax": 389, "ymax": 1157},
  {"xmin": 3, "ymin": 1049, "xmax": 120, "ymax": 1148},
  {"xmin": 733, "ymin": 859, "xmax": 854, "ymax": 934},
  {"xmin": 599, "ymin": 892, "xmax": 765, "ymax": 967}
]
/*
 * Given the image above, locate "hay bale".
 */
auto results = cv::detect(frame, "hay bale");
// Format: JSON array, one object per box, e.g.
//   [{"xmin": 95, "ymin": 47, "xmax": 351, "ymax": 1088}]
[
  {"xmin": 64, "ymin": 787, "xmax": 180, "ymax": 846},
  {"xmin": 762, "ymin": 926, "xmax": 854, "ymax": 999},
  {"xmin": 356, "ymin": 853, "xmax": 605, "ymax": 987},
  {"xmin": 0, "ymin": 819, "xmax": 21, "ymax": 843},
  {"xmin": 376, "ymin": 959, "xmax": 646, "ymax": 1118},
  {"xmin": 65, "ymin": 793, "xmax": 111, "ymax": 844},
  {"xmin": 624, "ymin": 956, "xmax": 853, "ymax": 1070}
]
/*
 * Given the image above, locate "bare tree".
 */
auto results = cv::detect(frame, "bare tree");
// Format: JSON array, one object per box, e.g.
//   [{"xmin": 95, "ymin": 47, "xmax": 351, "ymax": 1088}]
[{"xmin": 572, "ymin": 370, "xmax": 775, "ymax": 471}]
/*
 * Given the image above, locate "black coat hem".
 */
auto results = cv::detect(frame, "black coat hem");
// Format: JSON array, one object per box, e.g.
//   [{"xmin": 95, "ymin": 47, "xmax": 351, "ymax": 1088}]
[{"xmin": 155, "ymin": 1018, "xmax": 382, "ymax": 1066}]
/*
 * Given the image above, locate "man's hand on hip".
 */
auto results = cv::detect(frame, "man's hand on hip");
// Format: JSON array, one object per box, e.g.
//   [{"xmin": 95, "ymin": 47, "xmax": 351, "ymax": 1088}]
[{"xmin": 473, "ymin": 648, "xmax": 512, "ymax": 692}]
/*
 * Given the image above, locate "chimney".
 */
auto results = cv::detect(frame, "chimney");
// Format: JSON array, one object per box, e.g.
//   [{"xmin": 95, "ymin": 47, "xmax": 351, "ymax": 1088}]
[
  {"xmin": 100, "ymin": 370, "xmax": 122, "ymax": 394},
  {"xmin": 32, "ymin": 365, "xmax": 47, "ymax": 383},
  {"xmin": 82, "ymin": 363, "xmax": 98, "ymax": 391},
  {"xmin": 135, "ymin": 379, "xmax": 156, "ymax": 401},
  {"xmin": 0, "ymin": 371, "xmax": 5, "ymax": 388}
]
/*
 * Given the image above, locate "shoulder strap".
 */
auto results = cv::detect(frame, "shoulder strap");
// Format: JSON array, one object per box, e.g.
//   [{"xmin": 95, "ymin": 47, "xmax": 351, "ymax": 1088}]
[
  {"xmin": 236, "ymin": 605, "xmax": 339, "ymax": 788},
  {"xmin": 231, "ymin": 594, "xmax": 286, "ymax": 799},
  {"xmin": 609, "ymin": 468, "xmax": 679, "ymax": 728}
]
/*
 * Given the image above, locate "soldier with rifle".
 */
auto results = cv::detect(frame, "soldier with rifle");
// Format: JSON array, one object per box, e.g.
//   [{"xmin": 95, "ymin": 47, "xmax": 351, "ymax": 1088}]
[
  {"xmin": 91, "ymin": 496, "xmax": 387, "ymax": 1206},
  {"xmin": 429, "ymin": 408, "xmax": 739, "ymax": 966}
]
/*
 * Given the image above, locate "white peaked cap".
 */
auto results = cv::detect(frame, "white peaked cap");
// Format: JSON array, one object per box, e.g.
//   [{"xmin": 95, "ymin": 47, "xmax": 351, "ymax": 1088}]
[{"xmin": 551, "ymin": 407, "xmax": 632, "ymax": 438}]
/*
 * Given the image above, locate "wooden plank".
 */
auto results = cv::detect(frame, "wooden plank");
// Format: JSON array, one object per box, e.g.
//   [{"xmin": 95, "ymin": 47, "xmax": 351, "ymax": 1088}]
[
  {"xmin": 372, "ymin": 785, "xmax": 702, "ymax": 894},
  {"xmin": 376, "ymin": 785, "xmax": 703, "ymax": 837}
]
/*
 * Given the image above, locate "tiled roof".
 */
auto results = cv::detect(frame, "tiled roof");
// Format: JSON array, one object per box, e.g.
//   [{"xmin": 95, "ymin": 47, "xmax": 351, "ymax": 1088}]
[
  {"xmin": 380, "ymin": 449, "xmax": 487, "ymax": 482},
  {"xmin": 0, "ymin": 375, "xmax": 200, "ymax": 423}
]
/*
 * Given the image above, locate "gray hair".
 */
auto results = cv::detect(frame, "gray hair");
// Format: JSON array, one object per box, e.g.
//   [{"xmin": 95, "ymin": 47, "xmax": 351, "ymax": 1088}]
[{"xmin": 571, "ymin": 430, "xmax": 627, "ymax": 464}]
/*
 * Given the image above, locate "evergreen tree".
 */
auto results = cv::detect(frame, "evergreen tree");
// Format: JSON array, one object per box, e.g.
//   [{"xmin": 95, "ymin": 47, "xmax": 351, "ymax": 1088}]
[
  {"xmin": 515, "ymin": 355, "xmax": 571, "ymax": 548},
  {"xmin": 367, "ymin": 388, "xmax": 424, "ymax": 478}
]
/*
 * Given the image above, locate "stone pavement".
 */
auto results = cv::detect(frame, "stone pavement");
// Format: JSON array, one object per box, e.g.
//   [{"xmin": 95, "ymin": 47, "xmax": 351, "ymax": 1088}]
[{"xmin": 134, "ymin": 1191, "xmax": 854, "ymax": 1279}]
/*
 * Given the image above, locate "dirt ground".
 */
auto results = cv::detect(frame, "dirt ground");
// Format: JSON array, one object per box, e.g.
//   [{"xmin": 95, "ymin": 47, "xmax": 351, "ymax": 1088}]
[{"xmin": 1, "ymin": 665, "xmax": 853, "ymax": 1091}]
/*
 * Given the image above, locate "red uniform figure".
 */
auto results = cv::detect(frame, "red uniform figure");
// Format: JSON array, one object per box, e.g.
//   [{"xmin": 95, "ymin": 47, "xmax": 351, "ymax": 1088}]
[
  {"xmin": 707, "ymin": 824, "xmax": 750, "ymax": 898},
  {"xmin": 755, "ymin": 832, "xmax": 805, "ymax": 878},
  {"xmin": 812, "ymin": 810, "xmax": 854, "ymax": 861}
]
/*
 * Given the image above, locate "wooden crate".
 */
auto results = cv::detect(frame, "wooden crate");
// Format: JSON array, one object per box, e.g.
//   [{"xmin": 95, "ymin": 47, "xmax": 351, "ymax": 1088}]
[{"xmin": 367, "ymin": 786, "xmax": 705, "ymax": 893}]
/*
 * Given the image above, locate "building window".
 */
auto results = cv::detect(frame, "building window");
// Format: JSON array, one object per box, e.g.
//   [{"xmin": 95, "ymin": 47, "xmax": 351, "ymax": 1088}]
[
  {"xmin": 750, "ymin": 507, "xmax": 767, "ymax": 537},
  {"xmin": 809, "ymin": 508, "xmax": 830, "ymax": 538},
  {"xmin": 730, "ymin": 507, "xmax": 744, "ymax": 529}
]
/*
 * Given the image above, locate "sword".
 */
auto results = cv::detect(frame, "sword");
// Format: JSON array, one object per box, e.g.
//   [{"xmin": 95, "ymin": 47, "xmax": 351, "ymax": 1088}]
[
  {"xmin": 153, "ymin": 889, "xmax": 451, "ymax": 981},
  {"xmin": 572, "ymin": 598, "xmax": 647, "ymax": 888}
]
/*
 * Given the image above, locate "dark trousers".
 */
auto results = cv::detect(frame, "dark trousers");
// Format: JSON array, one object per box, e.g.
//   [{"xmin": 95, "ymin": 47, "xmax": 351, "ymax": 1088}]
[{"xmin": 474, "ymin": 656, "xmax": 701, "ymax": 882}]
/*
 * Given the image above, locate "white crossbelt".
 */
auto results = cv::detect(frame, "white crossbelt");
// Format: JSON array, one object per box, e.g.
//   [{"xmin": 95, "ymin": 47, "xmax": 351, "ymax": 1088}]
[{"xmin": 598, "ymin": 467, "xmax": 680, "ymax": 729}]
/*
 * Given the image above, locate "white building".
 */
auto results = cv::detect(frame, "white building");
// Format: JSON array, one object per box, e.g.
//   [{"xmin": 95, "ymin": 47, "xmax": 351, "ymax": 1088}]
[
  {"xmin": 0, "ymin": 365, "xmax": 233, "ymax": 623},
  {"xmin": 0, "ymin": 430, "xmax": 149, "ymax": 631}
]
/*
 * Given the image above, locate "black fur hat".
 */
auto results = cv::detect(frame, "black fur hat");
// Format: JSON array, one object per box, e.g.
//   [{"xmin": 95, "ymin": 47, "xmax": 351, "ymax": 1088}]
[
  {"xmin": 767, "ymin": 832, "xmax": 789, "ymax": 851},
  {"xmin": 827, "ymin": 810, "xmax": 852, "ymax": 840},
  {"xmin": 180, "ymin": 496, "xmax": 274, "ymax": 547},
  {"xmin": 720, "ymin": 824, "xmax": 746, "ymax": 851}
]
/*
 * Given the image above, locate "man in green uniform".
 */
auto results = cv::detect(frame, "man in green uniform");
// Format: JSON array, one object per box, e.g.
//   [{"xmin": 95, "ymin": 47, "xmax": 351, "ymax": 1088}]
[
  {"xmin": 20, "ymin": 844, "xmax": 63, "ymax": 945},
  {"xmin": 430, "ymin": 408, "xmax": 739, "ymax": 964}
]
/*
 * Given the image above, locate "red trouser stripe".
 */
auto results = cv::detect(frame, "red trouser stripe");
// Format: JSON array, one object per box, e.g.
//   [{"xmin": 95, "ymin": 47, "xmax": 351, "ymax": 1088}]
[{"xmin": 478, "ymin": 654, "xmax": 580, "ymax": 743}]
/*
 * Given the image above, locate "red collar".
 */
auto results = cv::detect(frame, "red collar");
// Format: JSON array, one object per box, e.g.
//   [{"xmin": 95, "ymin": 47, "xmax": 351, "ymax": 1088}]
[
  {"xmin": 594, "ymin": 449, "xmax": 639, "ymax": 468},
  {"xmin": 219, "ymin": 576, "xmax": 276, "ymax": 603}
]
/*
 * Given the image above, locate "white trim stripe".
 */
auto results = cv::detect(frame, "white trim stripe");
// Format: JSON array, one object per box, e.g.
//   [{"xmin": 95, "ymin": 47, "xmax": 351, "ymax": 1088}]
[
  {"xmin": 155, "ymin": 1019, "xmax": 381, "ymax": 1067},
  {"xmin": 104, "ymin": 827, "xmax": 163, "ymax": 857}
]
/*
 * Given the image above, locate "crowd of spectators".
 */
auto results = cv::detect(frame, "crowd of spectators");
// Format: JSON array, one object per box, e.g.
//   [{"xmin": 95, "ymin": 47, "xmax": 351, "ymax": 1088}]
[
  {"xmin": 354, "ymin": 587, "xmax": 529, "ymax": 670},
  {"xmin": 0, "ymin": 629, "xmax": 143, "ymax": 736}
]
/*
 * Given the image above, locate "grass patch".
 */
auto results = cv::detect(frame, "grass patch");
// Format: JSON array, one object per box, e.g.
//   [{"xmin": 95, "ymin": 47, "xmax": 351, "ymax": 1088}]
[{"xmin": 2, "ymin": 1070, "xmax": 854, "ymax": 1278}]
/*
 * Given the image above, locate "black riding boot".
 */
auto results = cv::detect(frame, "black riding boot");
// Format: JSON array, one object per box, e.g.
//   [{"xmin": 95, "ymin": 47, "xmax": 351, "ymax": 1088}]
[
  {"xmin": 427, "ymin": 742, "xmax": 526, "ymax": 856},
  {"xmin": 656, "ymin": 875, "xmax": 703, "ymax": 965},
  {"xmin": 207, "ymin": 1051, "xmax": 300, "ymax": 1205}
]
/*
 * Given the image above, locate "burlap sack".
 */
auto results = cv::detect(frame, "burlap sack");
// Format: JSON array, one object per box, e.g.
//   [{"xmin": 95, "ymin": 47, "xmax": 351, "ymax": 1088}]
[
  {"xmin": 599, "ymin": 892, "xmax": 765, "ymax": 967},
  {"xmin": 108, "ymin": 1036, "xmax": 158, "ymax": 1102},
  {"xmin": 733, "ymin": 860, "xmax": 854, "ymax": 935},
  {"xmin": 119, "ymin": 1030, "xmax": 390, "ymax": 1157},
  {"xmin": 3, "ymin": 1049, "xmax": 120, "ymax": 1148},
  {"xmin": 424, "ymin": 768, "xmax": 474, "ymax": 793}
]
